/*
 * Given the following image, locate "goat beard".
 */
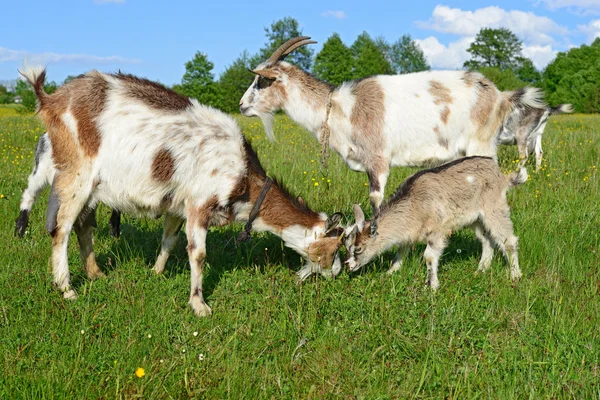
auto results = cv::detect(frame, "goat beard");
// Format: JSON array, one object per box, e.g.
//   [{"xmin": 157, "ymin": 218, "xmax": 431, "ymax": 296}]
[{"xmin": 257, "ymin": 111, "xmax": 276, "ymax": 142}]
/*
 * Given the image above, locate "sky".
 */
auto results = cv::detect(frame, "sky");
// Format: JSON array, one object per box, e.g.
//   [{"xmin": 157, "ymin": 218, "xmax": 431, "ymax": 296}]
[{"xmin": 1, "ymin": 0, "xmax": 600, "ymax": 86}]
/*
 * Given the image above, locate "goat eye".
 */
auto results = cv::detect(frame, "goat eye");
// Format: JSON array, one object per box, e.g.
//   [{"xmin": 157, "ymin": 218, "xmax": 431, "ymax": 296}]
[
  {"xmin": 256, "ymin": 76, "xmax": 274, "ymax": 90},
  {"xmin": 355, "ymin": 247, "xmax": 363, "ymax": 255}
]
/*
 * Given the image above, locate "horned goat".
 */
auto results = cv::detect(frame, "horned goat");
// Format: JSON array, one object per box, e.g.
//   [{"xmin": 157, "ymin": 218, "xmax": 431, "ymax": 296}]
[
  {"xmin": 343, "ymin": 157, "xmax": 527, "ymax": 290},
  {"xmin": 15, "ymin": 132, "xmax": 121, "ymax": 238},
  {"xmin": 498, "ymin": 104, "xmax": 573, "ymax": 171},
  {"xmin": 21, "ymin": 67, "xmax": 343, "ymax": 317},
  {"xmin": 240, "ymin": 36, "xmax": 545, "ymax": 233}
]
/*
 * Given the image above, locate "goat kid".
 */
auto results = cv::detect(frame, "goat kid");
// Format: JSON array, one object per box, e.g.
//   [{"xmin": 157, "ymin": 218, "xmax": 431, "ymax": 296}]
[
  {"xmin": 240, "ymin": 36, "xmax": 545, "ymax": 233},
  {"xmin": 21, "ymin": 67, "xmax": 342, "ymax": 317},
  {"xmin": 498, "ymin": 104, "xmax": 573, "ymax": 171},
  {"xmin": 344, "ymin": 157, "xmax": 527, "ymax": 290},
  {"xmin": 15, "ymin": 132, "xmax": 121, "ymax": 238}
]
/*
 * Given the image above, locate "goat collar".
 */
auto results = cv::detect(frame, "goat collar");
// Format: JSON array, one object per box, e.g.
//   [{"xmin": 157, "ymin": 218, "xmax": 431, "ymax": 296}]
[
  {"xmin": 237, "ymin": 177, "xmax": 273, "ymax": 243},
  {"xmin": 319, "ymin": 91, "xmax": 334, "ymax": 169}
]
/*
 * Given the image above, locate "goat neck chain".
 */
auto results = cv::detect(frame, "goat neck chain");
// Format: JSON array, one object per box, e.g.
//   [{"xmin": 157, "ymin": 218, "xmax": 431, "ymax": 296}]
[{"xmin": 319, "ymin": 91, "xmax": 334, "ymax": 169}]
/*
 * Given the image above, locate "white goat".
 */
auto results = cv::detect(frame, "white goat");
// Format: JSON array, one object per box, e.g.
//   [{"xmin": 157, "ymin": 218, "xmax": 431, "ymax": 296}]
[
  {"xmin": 240, "ymin": 36, "xmax": 545, "ymax": 233},
  {"xmin": 343, "ymin": 157, "xmax": 527, "ymax": 290},
  {"xmin": 21, "ymin": 67, "xmax": 343, "ymax": 316},
  {"xmin": 15, "ymin": 132, "xmax": 121, "ymax": 238},
  {"xmin": 498, "ymin": 104, "xmax": 573, "ymax": 171}
]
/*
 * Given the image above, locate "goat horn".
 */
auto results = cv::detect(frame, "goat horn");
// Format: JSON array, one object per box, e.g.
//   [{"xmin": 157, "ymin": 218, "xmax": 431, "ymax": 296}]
[
  {"xmin": 281, "ymin": 39, "xmax": 317, "ymax": 57},
  {"xmin": 266, "ymin": 36, "xmax": 314, "ymax": 65}
]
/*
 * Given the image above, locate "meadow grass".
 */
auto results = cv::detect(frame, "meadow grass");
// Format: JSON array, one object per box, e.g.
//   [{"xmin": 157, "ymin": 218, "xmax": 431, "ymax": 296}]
[{"xmin": 0, "ymin": 113, "xmax": 598, "ymax": 398}]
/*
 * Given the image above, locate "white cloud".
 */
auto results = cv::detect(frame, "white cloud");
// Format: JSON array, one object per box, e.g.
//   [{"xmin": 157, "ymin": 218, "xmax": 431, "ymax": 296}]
[
  {"xmin": 416, "ymin": 5, "xmax": 568, "ymax": 45},
  {"xmin": 538, "ymin": 0, "xmax": 600, "ymax": 14},
  {"xmin": 578, "ymin": 19, "xmax": 600, "ymax": 41},
  {"xmin": 94, "ymin": 0, "xmax": 125, "ymax": 4},
  {"xmin": 321, "ymin": 10, "xmax": 346, "ymax": 19},
  {"xmin": 0, "ymin": 47, "xmax": 140, "ymax": 64},
  {"xmin": 415, "ymin": 36, "xmax": 473, "ymax": 70},
  {"xmin": 522, "ymin": 45, "xmax": 559, "ymax": 68}
]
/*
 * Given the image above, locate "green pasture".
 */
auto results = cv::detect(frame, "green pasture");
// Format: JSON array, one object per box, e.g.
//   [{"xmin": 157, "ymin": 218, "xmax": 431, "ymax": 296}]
[{"xmin": 0, "ymin": 111, "xmax": 598, "ymax": 398}]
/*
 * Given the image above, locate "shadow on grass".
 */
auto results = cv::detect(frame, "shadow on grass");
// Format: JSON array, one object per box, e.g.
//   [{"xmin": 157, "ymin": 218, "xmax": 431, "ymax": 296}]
[{"xmin": 93, "ymin": 217, "xmax": 306, "ymax": 299}]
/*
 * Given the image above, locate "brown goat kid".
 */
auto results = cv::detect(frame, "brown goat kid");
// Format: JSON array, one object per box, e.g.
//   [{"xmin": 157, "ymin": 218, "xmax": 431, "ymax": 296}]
[
  {"xmin": 344, "ymin": 157, "xmax": 527, "ymax": 290},
  {"xmin": 21, "ymin": 66, "xmax": 343, "ymax": 317}
]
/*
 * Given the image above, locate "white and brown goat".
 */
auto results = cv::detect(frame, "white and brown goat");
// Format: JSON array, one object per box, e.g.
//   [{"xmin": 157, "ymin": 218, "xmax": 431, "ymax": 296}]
[
  {"xmin": 240, "ymin": 36, "xmax": 545, "ymax": 232},
  {"xmin": 498, "ymin": 103, "xmax": 573, "ymax": 171},
  {"xmin": 21, "ymin": 67, "xmax": 343, "ymax": 316},
  {"xmin": 14, "ymin": 132, "xmax": 121, "ymax": 238},
  {"xmin": 343, "ymin": 157, "xmax": 527, "ymax": 290}
]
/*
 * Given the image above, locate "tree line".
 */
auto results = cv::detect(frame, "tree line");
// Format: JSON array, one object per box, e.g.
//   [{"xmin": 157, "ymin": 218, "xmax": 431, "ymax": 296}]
[{"xmin": 4, "ymin": 17, "xmax": 599, "ymax": 113}]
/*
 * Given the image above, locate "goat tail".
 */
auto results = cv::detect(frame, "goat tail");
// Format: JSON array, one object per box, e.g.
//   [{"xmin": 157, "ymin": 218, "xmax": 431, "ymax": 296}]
[
  {"xmin": 18, "ymin": 65, "xmax": 48, "ymax": 109},
  {"xmin": 507, "ymin": 167, "xmax": 528, "ymax": 188},
  {"xmin": 551, "ymin": 104, "xmax": 574, "ymax": 114},
  {"xmin": 511, "ymin": 87, "xmax": 546, "ymax": 110}
]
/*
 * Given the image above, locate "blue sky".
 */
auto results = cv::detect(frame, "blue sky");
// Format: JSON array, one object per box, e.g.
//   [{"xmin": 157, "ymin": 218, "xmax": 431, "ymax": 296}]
[{"xmin": 1, "ymin": 0, "xmax": 600, "ymax": 86}]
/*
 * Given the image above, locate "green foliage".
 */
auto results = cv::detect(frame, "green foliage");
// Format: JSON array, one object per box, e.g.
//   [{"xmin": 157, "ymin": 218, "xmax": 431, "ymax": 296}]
[
  {"xmin": 178, "ymin": 51, "xmax": 222, "ymax": 109},
  {"xmin": 515, "ymin": 57, "xmax": 541, "ymax": 86},
  {"xmin": 464, "ymin": 28, "xmax": 523, "ymax": 71},
  {"xmin": 477, "ymin": 67, "xmax": 527, "ymax": 91},
  {"xmin": 258, "ymin": 17, "xmax": 314, "ymax": 70},
  {"xmin": 63, "ymin": 75, "xmax": 78, "ymax": 85},
  {"xmin": 312, "ymin": 33, "xmax": 354, "ymax": 85},
  {"xmin": 0, "ymin": 85, "xmax": 14, "ymax": 104},
  {"xmin": 1, "ymin": 113, "xmax": 600, "ymax": 397},
  {"xmin": 544, "ymin": 38, "xmax": 600, "ymax": 113},
  {"xmin": 389, "ymin": 34, "xmax": 430, "ymax": 74},
  {"xmin": 351, "ymin": 31, "xmax": 393, "ymax": 79},
  {"xmin": 218, "ymin": 51, "xmax": 254, "ymax": 113},
  {"xmin": 20, "ymin": 90, "xmax": 37, "ymax": 113}
]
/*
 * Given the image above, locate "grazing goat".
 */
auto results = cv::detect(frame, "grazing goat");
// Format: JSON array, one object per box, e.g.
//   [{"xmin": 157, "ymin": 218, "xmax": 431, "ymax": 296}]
[
  {"xmin": 498, "ymin": 104, "xmax": 573, "ymax": 171},
  {"xmin": 343, "ymin": 157, "xmax": 527, "ymax": 290},
  {"xmin": 240, "ymin": 36, "xmax": 544, "ymax": 233},
  {"xmin": 21, "ymin": 67, "xmax": 343, "ymax": 316},
  {"xmin": 14, "ymin": 132, "xmax": 121, "ymax": 238}
]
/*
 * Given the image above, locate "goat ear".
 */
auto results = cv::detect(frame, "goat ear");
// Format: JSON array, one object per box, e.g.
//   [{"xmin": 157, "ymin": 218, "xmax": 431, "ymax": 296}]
[
  {"xmin": 325, "ymin": 212, "xmax": 343, "ymax": 233},
  {"xmin": 353, "ymin": 204, "xmax": 365, "ymax": 230},
  {"xmin": 249, "ymin": 68, "xmax": 279, "ymax": 80},
  {"xmin": 296, "ymin": 195, "xmax": 305, "ymax": 205}
]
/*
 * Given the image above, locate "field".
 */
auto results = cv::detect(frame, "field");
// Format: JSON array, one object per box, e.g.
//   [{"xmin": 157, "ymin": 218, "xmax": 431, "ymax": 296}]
[{"xmin": 0, "ymin": 108, "xmax": 599, "ymax": 398}]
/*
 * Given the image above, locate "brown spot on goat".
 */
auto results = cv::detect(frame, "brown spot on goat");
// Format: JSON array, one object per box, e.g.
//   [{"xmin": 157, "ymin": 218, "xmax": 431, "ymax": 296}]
[
  {"xmin": 71, "ymin": 72, "xmax": 107, "ymax": 158},
  {"xmin": 428, "ymin": 80, "xmax": 453, "ymax": 105},
  {"xmin": 440, "ymin": 106, "xmax": 450, "ymax": 125},
  {"xmin": 240, "ymin": 140, "xmax": 322, "ymax": 231},
  {"xmin": 350, "ymin": 78, "xmax": 386, "ymax": 147},
  {"xmin": 470, "ymin": 77, "xmax": 498, "ymax": 129},
  {"xmin": 462, "ymin": 71, "xmax": 478, "ymax": 87},
  {"xmin": 307, "ymin": 236, "xmax": 341, "ymax": 268},
  {"xmin": 151, "ymin": 148, "xmax": 175, "ymax": 182},
  {"xmin": 433, "ymin": 126, "xmax": 449, "ymax": 149},
  {"xmin": 117, "ymin": 72, "xmax": 192, "ymax": 111}
]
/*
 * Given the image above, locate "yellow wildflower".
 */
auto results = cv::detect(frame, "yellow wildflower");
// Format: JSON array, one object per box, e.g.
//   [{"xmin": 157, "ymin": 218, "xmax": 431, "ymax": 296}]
[{"xmin": 135, "ymin": 368, "xmax": 145, "ymax": 378}]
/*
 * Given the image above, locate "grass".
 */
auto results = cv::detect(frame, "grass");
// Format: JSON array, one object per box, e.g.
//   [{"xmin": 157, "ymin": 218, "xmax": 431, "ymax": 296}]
[{"xmin": 0, "ymin": 112, "xmax": 599, "ymax": 398}]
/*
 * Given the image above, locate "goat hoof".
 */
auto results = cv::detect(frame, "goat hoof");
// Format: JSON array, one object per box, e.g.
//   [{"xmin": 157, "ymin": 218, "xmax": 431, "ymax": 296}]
[
  {"xmin": 63, "ymin": 290, "xmax": 78, "ymax": 300},
  {"xmin": 190, "ymin": 296, "xmax": 212, "ymax": 317}
]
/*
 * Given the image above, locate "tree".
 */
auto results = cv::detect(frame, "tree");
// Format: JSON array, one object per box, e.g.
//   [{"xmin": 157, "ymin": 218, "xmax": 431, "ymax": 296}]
[
  {"xmin": 351, "ymin": 32, "xmax": 393, "ymax": 79},
  {"xmin": 313, "ymin": 33, "xmax": 354, "ymax": 85},
  {"xmin": 176, "ymin": 51, "xmax": 221, "ymax": 108},
  {"xmin": 515, "ymin": 57, "xmax": 541, "ymax": 86},
  {"xmin": 218, "ymin": 51, "xmax": 255, "ymax": 113},
  {"xmin": 258, "ymin": 17, "xmax": 314, "ymax": 70},
  {"xmin": 0, "ymin": 84, "xmax": 13, "ymax": 104},
  {"xmin": 389, "ymin": 34, "xmax": 430, "ymax": 74},
  {"xmin": 464, "ymin": 28, "xmax": 523, "ymax": 71},
  {"xmin": 543, "ymin": 38, "xmax": 600, "ymax": 112},
  {"xmin": 477, "ymin": 67, "xmax": 527, "ymax": 91}
]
